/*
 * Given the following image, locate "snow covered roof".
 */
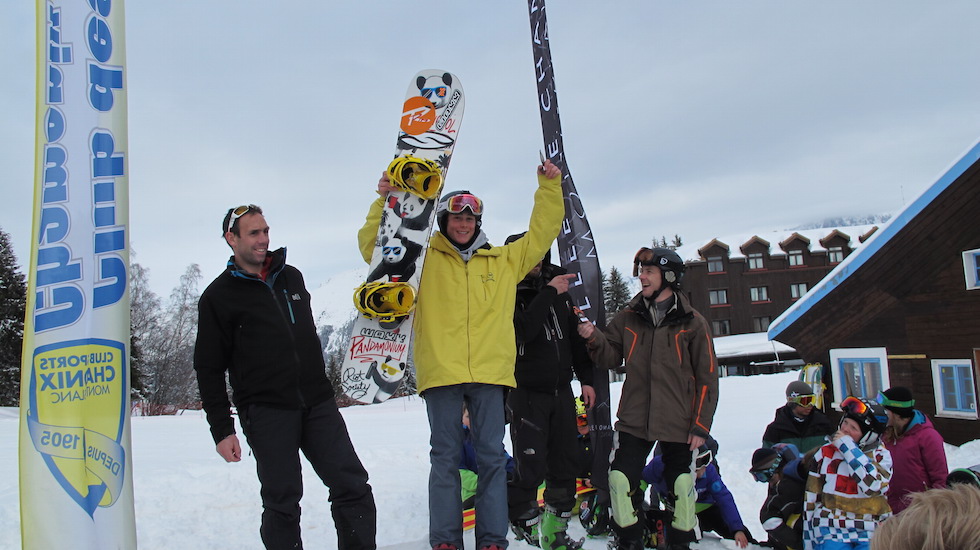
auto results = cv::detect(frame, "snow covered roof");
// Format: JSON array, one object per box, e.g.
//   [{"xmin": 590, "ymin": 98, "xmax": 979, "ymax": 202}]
[
  {"xmin": 768, "ymin": 138, "xmax": 980, "ymax": 341},
  {"xmin": 675, "ymin": 224, "xmax": 879, "ymax": 263}
]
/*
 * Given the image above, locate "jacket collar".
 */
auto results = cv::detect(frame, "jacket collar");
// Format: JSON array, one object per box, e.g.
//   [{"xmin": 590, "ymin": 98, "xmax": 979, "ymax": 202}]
[
  {"xmin": 227, "ymin": 246, "xmax": 287, "ymax": 283},
  {"xmin": 627, "ymin": 290, "xmax": 694, "ymax": 326}
]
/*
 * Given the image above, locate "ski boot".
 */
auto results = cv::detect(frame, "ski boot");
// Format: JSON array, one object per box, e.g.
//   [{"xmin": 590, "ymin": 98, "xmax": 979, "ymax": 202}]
[
  {"xmin": 509, "ymin": 509, "xmax": 541, "ymax": 547},
  {"xmin": 540, "ymin": 506, "xmax": 584, "ymax": 550},
  {"xmin": 386, "ymin": 155, "xmax": 443, "ymax": 200},
  {"xmin": 353, "ymin": 281, "xmax": 416, "ymax": 323}
]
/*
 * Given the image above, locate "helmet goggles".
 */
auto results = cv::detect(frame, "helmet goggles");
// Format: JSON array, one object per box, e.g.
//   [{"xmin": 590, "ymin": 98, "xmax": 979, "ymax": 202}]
[
  {"xmin": 840, "ymin": 396, "xmax": 870, "ymax": 416},
  {"xmin": 750, "ymin": 456, "xmax": 783, "ymax": 483},
  {"xmin": 444, "ymin": 193, "xmax": 483, "ymax": 216},
  {"xmin": 695, "ymin": 449, "xmax": 713, "ymax": 470},
  {"xmin": 788, "ymin": 393, "xmax": 817, "ymax": 407}
]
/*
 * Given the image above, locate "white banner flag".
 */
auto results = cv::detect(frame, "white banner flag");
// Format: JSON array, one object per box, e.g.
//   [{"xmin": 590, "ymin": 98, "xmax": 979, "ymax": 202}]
[{"xmin": 19, "ymin": 1, "xmax": 135, "ymax": 548}]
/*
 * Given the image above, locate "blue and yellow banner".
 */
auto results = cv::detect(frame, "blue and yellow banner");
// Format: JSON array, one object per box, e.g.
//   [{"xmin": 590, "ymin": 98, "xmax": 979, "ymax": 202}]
[{"xmin": 19, "ymin": 1, "xmax": 135, "ymax": 548}]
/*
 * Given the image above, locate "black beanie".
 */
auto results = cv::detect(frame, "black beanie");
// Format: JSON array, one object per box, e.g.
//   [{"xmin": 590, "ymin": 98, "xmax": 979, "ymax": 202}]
[
  {"xmin": 880, "ymin": 386, "xmax": 915, "ymax": 419},
  {"xmin": 750, "ymin": 448, "xmax": 779, "ymax": 472}
]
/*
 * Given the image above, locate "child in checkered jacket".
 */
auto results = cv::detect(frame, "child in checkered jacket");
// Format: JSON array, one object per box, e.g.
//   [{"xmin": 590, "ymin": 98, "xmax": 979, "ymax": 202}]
[{"xmin": 803, "ymin": 397, "xmax": 892, "ymax": 550}]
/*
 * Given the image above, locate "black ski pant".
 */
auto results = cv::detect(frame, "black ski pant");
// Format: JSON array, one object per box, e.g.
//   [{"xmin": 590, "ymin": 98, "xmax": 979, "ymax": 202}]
[
  {"xmin": 609, "ymin": 431, "xmax": 696, "ymax": 545},
  {"xmin": 240, "ymin": 400, "xmax": 377, "ymax": 550},
  {"xmin": 506, "ymin": 386, "xmax": 580, "ymax": 520}
]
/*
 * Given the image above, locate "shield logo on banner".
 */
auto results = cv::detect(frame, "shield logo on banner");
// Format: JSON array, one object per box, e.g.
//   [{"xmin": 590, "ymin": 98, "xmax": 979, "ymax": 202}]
[{"xmin": 26, "ymin": 338, "xmax": 128, "ymax": 517}]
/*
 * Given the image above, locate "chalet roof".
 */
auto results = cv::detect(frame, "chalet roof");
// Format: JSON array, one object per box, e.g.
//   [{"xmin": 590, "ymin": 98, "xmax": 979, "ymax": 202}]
[
  {"xmin": 678, "ymin": 224, "xmax": 878, "ymax": 262},
  {"xmin": 778, "ymin": 232, "xmax": 811, "ymax": 250},
  {"xmin": 768, "ymin": 139, "xmax": 980, "ymax": 342}
]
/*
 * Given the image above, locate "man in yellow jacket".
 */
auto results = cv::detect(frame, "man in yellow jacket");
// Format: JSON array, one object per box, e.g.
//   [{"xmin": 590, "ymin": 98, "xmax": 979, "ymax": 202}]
[{"xmin": 359, "ymin": 159, "xmax": 564, "ymax": 550}]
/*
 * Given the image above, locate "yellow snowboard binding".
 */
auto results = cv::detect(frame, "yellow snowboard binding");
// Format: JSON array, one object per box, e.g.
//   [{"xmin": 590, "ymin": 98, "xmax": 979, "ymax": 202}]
[
  {"xmin": 353, "ymin": 281, "xmax": 417, "ymax": 323},
  {"xmin": 386, "ymin": 155, "xmax": 443, "ymax": 200}
]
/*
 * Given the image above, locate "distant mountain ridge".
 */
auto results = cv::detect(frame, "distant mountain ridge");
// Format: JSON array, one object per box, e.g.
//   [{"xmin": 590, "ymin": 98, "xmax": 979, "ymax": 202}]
[{"xmin": 790, "ymin": 213, "xmax": 892, "ymax": 231}]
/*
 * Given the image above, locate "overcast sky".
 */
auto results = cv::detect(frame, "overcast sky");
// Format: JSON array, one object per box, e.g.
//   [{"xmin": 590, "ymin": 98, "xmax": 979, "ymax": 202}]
[{"xmin": 3, "ymin": 2, "xmax": 980, "ymax": 299}]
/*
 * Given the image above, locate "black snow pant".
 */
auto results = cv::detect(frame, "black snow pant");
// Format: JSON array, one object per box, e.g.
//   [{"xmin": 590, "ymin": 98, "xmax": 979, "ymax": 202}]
[
  {"xmin": 506, "ymin": 386, "xmax": 580, "ymax": 520},
  {"xmin": 240, "ymin": 400, "xmax": 377, "ymax": 550},
  {"xmin": 609, "ymin": 432, "xmax": 696, "ymax": 545}
]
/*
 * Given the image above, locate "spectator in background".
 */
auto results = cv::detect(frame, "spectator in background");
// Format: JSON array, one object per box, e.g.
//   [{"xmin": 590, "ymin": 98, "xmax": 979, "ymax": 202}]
[
  {"xmin": 644, "ymin": 443, "xmax": 755, "ymax": 548},
  {"xmin": 750, "ymin": 443, "xmax": 807, "ymax": 550},
  {"xmin": 870, "ymin": 484, "xmax": 980, "ymax": 550},
  {"xmin": 763, "ymin": 381, "xmax": 835, "ymax": 454},
  {"xmin": 877, "ymin": 386, "xmax": 948, "ymax": 513}
]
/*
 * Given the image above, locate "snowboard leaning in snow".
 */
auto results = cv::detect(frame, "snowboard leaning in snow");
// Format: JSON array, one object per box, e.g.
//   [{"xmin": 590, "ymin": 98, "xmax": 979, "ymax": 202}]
[{"xmin": 341, "ymin": 70, "xmax": 464, "ymax": 404}]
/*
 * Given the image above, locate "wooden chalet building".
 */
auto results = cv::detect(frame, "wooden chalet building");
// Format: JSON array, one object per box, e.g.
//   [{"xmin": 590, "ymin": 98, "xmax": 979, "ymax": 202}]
[
  {"xmin": 768, "ymin": 141, "xmax": 980, "ymax": 445},
  {"xmin": 679, "ymin": 225, "xmax": 879, "ymax": 338}
]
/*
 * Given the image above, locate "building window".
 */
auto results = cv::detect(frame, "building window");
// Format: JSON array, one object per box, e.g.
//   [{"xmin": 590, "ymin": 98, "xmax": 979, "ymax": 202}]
[
  {"xmin": 707, "ymin": 256, "xmax": 724, "ymax": 273},
  {"xmin": 788, "ymin": 249, "xmax": 804, "ymax": 266},
  {"xmin": 750, "ymin": 286, "xmax": 769, "ymax": 302},
  {"xmin": 829, "ymin": 348, "xmax": 889, "ymax": 406},
  {"xmin": 708, "ymin": 289, "xmax": 728, "ymax": 305},
  {"xmin": 931, "ymin": 359, "xmax": 978, "ymax": 419},
  {"xmin": 712, "ymin": 319, "xmax": 731, "ymax": 337},
  {"xmin": 964, "ymin": 248, "xmax": 980, "ymax": 290},
  {"xmin": 747, "ymin": 253, "xmax": 764, "ymax": 270},
  {"xmin": 828, "ymin": 246, "xmax": 844, "ymax": 263},
  {"xmin": 790, "ymin": 283, "xmax": 808, "ymax": 299},
  {"xmin": 752, "ymin": 316, "xmax": 771, "ymax": 332}
]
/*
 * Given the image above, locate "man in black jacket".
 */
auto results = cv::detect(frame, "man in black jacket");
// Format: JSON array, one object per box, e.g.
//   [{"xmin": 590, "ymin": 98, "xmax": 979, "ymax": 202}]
[
  {"xmin": 504, "ymin": 234, "xmax": 595, "ymax": 550},
  {"xmin": 762, "ymin": 381, "xmax": 835, "ymax": 454},
  {"xmin": 194, "ymin": 204, "xmax": 376, "ymax": 550}
]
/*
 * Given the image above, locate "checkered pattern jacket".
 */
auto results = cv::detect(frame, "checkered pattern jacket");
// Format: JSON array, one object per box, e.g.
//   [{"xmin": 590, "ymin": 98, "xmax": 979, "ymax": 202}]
[{"xmin": 802, "ymin": 436, "xmax": 892, "ymax": 550}]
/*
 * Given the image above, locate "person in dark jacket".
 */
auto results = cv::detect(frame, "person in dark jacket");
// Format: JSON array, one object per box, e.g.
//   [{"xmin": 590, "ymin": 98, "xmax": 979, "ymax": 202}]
[
  {"xmin": 504, "ymin": 234, "xmax": 595, "ymax": 550},
  {"xmin": 750, "ymin": 443, "xmax": 808, "ymax": 550},
  {"xmin": 762, "ymin": 381, "xmax": 835, "ymax": 454},
  {"xmin": 578, "ymin": 247, "xmax": 719, "ymax": 550},
  {"xmin": 194, "ymin": 204, "xmax": 376, "ymax": 550},
  {"xmin": 644, "ymin": 444, "xmax": 754, "ymax": 548}
]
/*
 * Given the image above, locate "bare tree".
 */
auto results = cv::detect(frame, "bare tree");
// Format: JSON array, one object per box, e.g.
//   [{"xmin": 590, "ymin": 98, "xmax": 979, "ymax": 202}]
[{"xmin": 137, "ymin": 264, "xmax": 202, "ymax": 415}]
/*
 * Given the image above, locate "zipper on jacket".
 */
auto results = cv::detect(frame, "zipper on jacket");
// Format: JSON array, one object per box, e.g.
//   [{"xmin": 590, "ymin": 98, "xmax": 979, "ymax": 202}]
[{"xmin": 282, "ymin": 288, "xmax": 296, "ymax": 324}]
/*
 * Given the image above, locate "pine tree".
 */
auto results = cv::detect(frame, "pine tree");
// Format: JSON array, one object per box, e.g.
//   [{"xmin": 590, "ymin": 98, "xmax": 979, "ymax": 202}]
[
  {"xmin": 602, "ymin": 266, "xmax": 632, "ymax": 325},
  {"xmin": 0, "ymin": 228, "xmax": 27, "ymax": 406}
]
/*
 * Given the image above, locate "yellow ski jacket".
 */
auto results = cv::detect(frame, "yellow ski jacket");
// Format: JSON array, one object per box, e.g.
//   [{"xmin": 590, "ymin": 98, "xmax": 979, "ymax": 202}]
[{"xmin": 359, "ymin": 173, "xmax": 563, "ymax": 393}]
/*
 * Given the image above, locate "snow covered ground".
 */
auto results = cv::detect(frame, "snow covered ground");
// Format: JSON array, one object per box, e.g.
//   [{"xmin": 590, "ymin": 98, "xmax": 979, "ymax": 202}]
[{"xmin": 2, "ymin": 370, "xmax": 978, "ymax": 549}]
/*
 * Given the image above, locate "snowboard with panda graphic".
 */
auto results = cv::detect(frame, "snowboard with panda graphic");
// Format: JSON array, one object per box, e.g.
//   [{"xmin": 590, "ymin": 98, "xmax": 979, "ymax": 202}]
[{"xmin": 340, "ymin": 70, "xmax": 464, "ymax": 404}]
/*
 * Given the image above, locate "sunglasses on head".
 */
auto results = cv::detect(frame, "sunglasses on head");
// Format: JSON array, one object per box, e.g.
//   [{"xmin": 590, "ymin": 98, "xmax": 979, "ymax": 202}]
[{"xmin": 226, "ymin": 204, "xmax": 258, "ymax": 233}]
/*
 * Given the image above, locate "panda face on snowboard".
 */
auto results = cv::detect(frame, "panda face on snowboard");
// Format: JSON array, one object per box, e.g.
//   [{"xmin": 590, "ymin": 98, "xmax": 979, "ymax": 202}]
[
  {"xmin": 417, "ymin": 72, "xmax": 454, "ymax": 109},
  {"xmin": 382, "ymin": 238, "xmax": 407, "ymax": 265}
]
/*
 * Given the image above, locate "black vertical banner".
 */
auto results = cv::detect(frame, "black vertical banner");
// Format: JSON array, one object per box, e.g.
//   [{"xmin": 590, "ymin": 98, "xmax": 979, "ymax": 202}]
[{"xmin": 527, "ymin": 0, "xmax": 613, "ymax": 495}]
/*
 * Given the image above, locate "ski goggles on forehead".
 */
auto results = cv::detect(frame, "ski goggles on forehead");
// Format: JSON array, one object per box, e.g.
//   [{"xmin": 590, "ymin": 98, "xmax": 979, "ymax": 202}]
[
  {"xmin": 877, "ymin": 392, "xmax": 914, "ymax": 408},
  {"xmin": 421, "ymin": 86, "xmax": 447, "ymax": 99},
  {"xmin": 445, "ymin": 193, "xmax": 483, "ymax": 215},
  {"xmin": 840, "ymin": 396, "xmax": 869, "ymax": 415},
  {"xmin": 225, "ymin": 204, "xmax": 258, "ymax": 233},
  {"xmin": 788, "ymin": 394, "xmax": 817, "ymax": 407},
  {"xmin": 576, "ymin": 414, "xmax": 588, "ymax": 427}
]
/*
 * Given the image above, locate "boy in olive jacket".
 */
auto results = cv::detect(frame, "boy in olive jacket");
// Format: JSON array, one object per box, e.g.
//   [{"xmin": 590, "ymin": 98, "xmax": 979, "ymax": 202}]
[{"xmin": 578, "ymin": 247, "xmax": 718, "ymax": 550}]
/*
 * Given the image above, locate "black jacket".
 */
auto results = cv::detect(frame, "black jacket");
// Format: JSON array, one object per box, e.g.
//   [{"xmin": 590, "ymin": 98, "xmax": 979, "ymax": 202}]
[
  {"xmin": 194, "ymin": 248, "xmax": 334, "ymax": 443},
  {"xmin": 513, "ymin": 263, "xmax": 594, "ymax": 393},
  {"xmin": 762, "ymin": 404, "xmax": 835, "ymax": 453}
]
